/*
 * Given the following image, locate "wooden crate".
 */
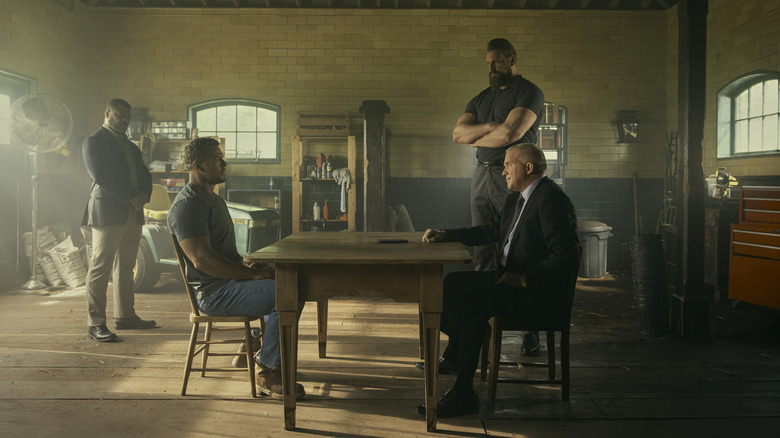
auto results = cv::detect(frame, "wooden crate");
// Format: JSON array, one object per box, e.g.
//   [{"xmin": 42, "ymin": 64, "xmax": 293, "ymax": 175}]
[{"xmin": 296, "ymin": 112, "xmax": 350, "ymax": 137}]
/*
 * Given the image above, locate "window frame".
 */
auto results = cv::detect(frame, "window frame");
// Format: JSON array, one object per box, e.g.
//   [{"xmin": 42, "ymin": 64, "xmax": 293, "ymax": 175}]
[
  {"xmin": 188, "ymin": 98, "xmax": 281, "ymax": 164},
  {"xmin": 717, "ymin": 71, "xmax": 780, "ymax": 159}
]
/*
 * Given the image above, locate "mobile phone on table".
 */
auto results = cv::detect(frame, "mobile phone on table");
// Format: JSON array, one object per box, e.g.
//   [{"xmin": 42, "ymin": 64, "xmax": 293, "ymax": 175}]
[{"xmin": 376, "ymin": 239, "xmax": 408, "ymax": 244}]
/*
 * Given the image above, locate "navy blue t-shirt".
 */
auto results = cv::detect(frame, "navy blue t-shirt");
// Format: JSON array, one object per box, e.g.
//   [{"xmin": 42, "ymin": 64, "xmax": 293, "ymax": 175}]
[{"xmin": 465, "ymin": 75, "xmax": 545, "ymax": 163}]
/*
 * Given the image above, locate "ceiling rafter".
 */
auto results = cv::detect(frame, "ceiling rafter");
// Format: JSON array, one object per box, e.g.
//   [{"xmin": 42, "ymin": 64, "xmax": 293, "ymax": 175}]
[{"xmin": 77, "ymin": 0, "xmax": 677, "ymax": 10}]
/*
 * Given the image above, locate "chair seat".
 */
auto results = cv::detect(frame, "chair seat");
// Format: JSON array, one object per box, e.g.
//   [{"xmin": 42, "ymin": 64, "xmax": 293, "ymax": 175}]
[{"xmin": 190, "ymin": 313, "xmax": 256, "ymax": 323}]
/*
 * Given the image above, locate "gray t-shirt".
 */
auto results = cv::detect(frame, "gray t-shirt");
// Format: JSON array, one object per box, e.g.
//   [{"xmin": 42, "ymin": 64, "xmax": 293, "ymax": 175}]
[{"xmin": 168, "ymin": 183, "xmax": 238, "ymax": 297}]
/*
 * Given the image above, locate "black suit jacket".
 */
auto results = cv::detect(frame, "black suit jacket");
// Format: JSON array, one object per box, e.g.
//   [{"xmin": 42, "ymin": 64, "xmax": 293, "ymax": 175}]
[
  {"xmin": 446, "ymin": 176, "xmax": 579, "ymax": 314},
  {"xmin": 82, "ymin": 127, "xmax": 152, "ymax": 226}
]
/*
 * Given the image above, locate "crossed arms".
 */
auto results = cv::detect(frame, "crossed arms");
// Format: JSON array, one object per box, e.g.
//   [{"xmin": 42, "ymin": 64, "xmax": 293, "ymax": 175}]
[{"xmin": 452, "ymin": 107, "xmax": 539, "ymax": 149}]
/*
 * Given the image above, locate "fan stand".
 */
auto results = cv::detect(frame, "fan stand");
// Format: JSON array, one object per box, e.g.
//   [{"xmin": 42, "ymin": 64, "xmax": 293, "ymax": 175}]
[{"xmin": 20, "ymin": 151, "xmax": 45, "ymax": 291}]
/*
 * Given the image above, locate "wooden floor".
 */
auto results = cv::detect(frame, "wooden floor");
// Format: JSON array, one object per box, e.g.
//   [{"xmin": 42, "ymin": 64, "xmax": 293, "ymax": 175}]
[{"xmin": 1, "ymin": 271, "xmax": 779, "ymax": 437}]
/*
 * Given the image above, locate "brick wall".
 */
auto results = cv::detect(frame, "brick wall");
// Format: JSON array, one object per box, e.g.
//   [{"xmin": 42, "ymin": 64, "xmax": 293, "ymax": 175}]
[
  {"xmin": 702, "ymin": 0, "xmax": 780, "ymax": 175},
  {"xmin": 81, "ymin": 8, "xmax": 670, "ymax": 182}
]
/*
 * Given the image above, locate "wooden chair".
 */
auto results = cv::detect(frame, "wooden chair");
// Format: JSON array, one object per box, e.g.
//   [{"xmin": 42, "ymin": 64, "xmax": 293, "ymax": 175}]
[
  {"xmin": 487, "ymin": 263, "xmax": 579, "ymax": 402},
  {"xmin": 172, "ymin": 235, "xmax": 263, "ymax": 397}
]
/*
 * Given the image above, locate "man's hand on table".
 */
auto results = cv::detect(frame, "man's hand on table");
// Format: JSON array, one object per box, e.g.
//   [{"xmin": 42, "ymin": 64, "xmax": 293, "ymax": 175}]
[{"xmin": 422, "ymin": 229, "xmax": 447, "ymax": 243}]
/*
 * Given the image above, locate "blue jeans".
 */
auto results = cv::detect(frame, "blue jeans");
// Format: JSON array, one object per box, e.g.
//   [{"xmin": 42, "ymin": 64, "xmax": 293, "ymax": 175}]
[{"xmin": 197, "ymin": 279, "xmax": 281, "ymax": 370}]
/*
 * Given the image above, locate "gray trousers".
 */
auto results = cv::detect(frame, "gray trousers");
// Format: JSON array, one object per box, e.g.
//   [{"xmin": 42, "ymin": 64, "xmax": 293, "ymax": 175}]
[
  {"xmin": 85, "ymin": 222, "xmax": 142, "ymax": 326},
  {"xmin": 470, "ymin": 164, "xmax": 511, "ymax": 271}
]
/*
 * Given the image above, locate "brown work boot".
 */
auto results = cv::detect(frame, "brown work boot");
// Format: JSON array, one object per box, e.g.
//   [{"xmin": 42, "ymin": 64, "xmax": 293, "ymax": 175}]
[
  {"xmin": 232, "ymin": 330, "xmax": 263, "ymax": 368},
  {"xmin": 256, "ymin": 368, "xmax": 305, "ymax": 401}
]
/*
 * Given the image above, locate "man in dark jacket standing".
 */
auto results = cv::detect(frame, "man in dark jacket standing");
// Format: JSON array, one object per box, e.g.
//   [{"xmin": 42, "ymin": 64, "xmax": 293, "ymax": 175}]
[
  {"xmin": 417, "ymin": 143, "xmax": 579, "ymax": 417},
  {"xmin": 82, "ymin": 98, "xmax": 155, "ymax": 342}
]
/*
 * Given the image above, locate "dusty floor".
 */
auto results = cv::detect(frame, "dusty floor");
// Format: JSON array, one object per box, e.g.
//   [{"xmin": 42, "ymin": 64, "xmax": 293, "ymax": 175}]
[{"xmin": 1, "ymin": 270, "xmax": 779, "ymax": 437}]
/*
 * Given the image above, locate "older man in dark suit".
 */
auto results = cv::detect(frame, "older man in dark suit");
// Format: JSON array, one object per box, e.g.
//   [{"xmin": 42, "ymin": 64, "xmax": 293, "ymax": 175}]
[
  {"xmin": 82, "ymin": 98, "xmax": 155, "ymax": 342},
  {"xmin": 417, "ymin": 143, "xmax": 579, "ymax": 417}
]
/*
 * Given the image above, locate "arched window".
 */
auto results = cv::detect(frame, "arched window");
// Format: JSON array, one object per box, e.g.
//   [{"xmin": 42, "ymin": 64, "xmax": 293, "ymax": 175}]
[
  {"xmin": 717, "ymin": 71, "xmax": 780, "ymax": 157},
  {"xmin": 189, "ymin": 98, "xmax": 280, "ymax": 163}
]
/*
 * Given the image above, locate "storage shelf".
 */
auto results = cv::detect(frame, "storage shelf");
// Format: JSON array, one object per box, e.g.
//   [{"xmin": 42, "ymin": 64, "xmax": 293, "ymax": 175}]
[{"xmin": 292, "ymin": 135, "xmax": 356, "ymax": 233}]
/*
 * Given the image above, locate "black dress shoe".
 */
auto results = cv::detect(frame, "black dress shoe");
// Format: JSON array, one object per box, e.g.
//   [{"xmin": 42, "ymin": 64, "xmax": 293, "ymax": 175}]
[
  {"xmin": 416, "ymin": 387, "xmax": 479, "ymax": 418},
  {"xmin": 115, "ymin": 316, "xmax": 157, "ymax": 330},
  {"xmin": 521, "ymin": 332, "xmax": 540, "ymax": 356},
  {"xmin": 88, "ymin": 325, "xmax": 118, "ymax": 342},
  {"xmin": 414, "ymin": 357, "xmax": 458, "ymax": 375}
]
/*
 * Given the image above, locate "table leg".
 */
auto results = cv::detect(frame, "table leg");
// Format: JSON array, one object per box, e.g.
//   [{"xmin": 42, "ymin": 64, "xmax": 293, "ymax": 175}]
[
  {"xmin": 317, "ymin": 300, "xmax": 328, "ymax": 358},
  {"xmin": 419, "ymin": 264, "xmax": 443, "ymax": 432},
  {"xmin": 279, "ymin": 310, "xmax": 299, "ymax": 430},
  {"xmin": 276, "ymin": 263, "xmax": 300, "ymax": 431},
  {"xmin": 421, "ymin": 311, "xmax": 441, "ymax": 432}
]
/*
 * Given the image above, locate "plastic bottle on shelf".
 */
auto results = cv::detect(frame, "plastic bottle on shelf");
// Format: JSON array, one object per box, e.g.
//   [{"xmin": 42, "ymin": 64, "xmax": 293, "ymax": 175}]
[
  {"xmin": 274, "ymin": 195, "xmax": 280, "ymax": 210},
  {"xmin": 323, "ymin": 201, "xmax": 329, "ymax": 220},
  {"xmin": 326, "ymin": 161, "xmax": 332, "ymax": 179},
  {"xmin": 313, "ymin": 202, "xmax": 321, "ymax": 220}
]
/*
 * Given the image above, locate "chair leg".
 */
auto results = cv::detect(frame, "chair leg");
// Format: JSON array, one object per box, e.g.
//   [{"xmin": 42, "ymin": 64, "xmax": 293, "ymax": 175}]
[
  {"xmin": 317, "ymin": 300, "xmax": 328, "ymax": 358},
  {"xmin": 181, "ymin": 322, "xmax": 199, "ymax": 396},
  {"xmin": 201, "ymin": 322, "xmax": 213, "ymax": 377},
  {"xmin": 258, "ymin": 317, "xmax": 267, "ymax": 352},
  {"xmin": 488, "ymin": 317, "xmax": 501, "ymax": 402},
  {"xmin": 547, "ymin": 330, "xmax": 556, "ymax": 380},
  {"xmin": 418, "ymin": 310, "xmax": 424, "ymax": 359},
  {"xmin": 480, "ymin": 323, "xmax": 490, "ymax": 381},
  {"xmin": 561, "ymin": 328, "xmax": 570, "ymax": 401},
  {"xmin": 243, "ymin": 322, "xmax": 257, "ymax": 398}
]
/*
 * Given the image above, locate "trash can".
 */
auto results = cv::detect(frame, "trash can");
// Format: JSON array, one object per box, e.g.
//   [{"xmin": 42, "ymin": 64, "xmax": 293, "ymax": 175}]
[{"xmin": 576, "ymin": 221, "xmax": 612, "ymax": 278}]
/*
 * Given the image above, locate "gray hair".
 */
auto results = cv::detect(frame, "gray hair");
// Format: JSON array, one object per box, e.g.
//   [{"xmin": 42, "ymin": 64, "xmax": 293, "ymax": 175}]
[{"xmin": 507, "ymin": 143, "xmax": 546, "ymax": 175}]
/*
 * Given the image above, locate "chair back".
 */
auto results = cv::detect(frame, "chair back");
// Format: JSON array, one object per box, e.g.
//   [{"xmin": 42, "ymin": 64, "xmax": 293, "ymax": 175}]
[{"xmin": 171, "ymin": 234, "xmax": 201, "ymax": 316}]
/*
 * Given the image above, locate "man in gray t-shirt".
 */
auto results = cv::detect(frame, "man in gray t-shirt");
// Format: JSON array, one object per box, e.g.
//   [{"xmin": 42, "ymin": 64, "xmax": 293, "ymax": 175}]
[{"xmin": 168, "ymin": 137, "xmax": 303, "ymax": 400}]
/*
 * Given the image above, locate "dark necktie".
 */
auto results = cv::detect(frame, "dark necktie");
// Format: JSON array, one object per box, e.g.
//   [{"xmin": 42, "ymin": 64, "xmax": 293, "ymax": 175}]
[{"xmin": 503, "ymin": 195, "xmax": 525, "ymax": 250}]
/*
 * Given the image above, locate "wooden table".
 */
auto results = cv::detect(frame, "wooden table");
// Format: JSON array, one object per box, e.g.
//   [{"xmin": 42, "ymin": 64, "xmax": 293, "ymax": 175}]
[{"xmin": 244, "ymin": 232, "xmax": 472, "ymax": 432}]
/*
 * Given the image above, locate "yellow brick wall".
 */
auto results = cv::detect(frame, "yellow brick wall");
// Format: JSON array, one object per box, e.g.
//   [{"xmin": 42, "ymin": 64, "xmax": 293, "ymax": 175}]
[
  {"xmin": 703, "ymin": 0, "xmax": 780, "ymax": 177},
  {"xmin": 80, "ymin": 8, "xmax": 669, "ymax": 179}
]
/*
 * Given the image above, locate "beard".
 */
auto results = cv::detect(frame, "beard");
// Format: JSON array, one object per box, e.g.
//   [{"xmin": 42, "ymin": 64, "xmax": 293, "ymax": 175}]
[{"xmin": 489, "ymin": 70, "xmax": 513, "ymax": 89}]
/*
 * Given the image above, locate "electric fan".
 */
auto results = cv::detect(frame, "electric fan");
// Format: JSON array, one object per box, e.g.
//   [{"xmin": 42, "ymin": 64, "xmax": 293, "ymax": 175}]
[{"xmin": 10, "ymin": 94, "xmax": 73, "ymax": 290}]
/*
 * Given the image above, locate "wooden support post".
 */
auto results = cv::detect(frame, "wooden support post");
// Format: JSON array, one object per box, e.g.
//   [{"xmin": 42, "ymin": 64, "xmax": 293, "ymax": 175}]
[
  {"xmin": 359, "ymin": 100, "xmax": 390, "ymax": 232},
  {"xmin": 673, "ymin": 0, "xmax": 709, "ymax": 339}
]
